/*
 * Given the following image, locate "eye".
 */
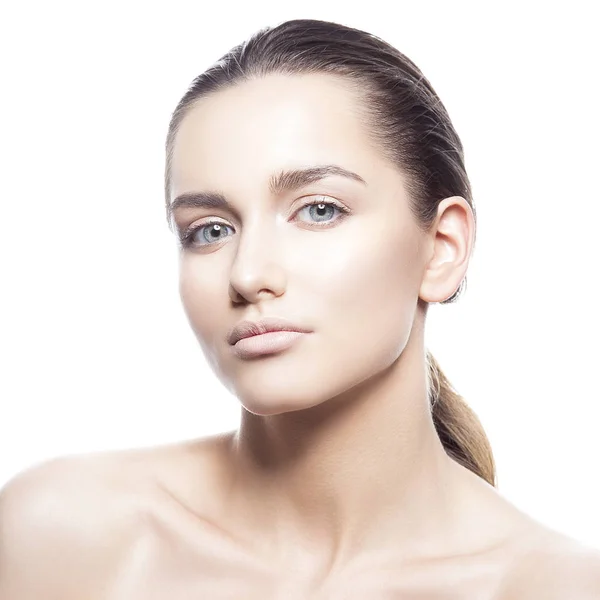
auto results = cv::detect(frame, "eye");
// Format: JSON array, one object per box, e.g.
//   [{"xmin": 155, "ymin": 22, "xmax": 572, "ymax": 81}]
[
  {"xmin": 294, "ymin": 197, "xmax": 351, "ymax": 226},
  {"xmin": 180, "ymin": 221, "xmax": 233, "ymax": 249}
]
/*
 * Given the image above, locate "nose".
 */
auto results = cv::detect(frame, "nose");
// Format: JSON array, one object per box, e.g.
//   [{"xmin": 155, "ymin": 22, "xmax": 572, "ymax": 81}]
[{"xmin": 228, "ymin": 220, "xmax": 287, "ymax": 304}]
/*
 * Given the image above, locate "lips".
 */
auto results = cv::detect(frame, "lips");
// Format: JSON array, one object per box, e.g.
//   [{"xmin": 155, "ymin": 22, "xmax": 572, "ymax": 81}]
[{"xmin": 227, "ymin": 317, "xmax": 311, "ymax": 345}]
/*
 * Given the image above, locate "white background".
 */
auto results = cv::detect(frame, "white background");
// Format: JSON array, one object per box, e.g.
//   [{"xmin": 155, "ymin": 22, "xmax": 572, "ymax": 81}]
[{"xmin": 1, "ymin": 2, "xmax": 598, "ymax": 549}]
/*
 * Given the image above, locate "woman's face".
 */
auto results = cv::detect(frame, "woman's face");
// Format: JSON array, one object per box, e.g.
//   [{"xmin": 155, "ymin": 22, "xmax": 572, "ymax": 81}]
[{"xmin": 169, "ymin": 73, "xmax": 430, "ymax": 415}]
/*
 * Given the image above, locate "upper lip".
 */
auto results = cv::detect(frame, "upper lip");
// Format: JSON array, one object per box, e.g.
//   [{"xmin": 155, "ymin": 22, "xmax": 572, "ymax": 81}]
[{"xmin": 227, "ymin": 317, "xmax": 311, "ymax": 345}]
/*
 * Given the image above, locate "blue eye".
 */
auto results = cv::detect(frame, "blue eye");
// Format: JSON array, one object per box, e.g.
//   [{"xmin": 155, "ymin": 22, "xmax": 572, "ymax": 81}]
[
  {"xmin": 178, "ymin": 221, "xmax": 233, "ymax": 248},
  {"xmin": 296, "ymin": 199, "xmax": 348, "ymax": 225},
  {"xmin": 179, "ymin": 197, "xmax": 350, "ymax": 249}
]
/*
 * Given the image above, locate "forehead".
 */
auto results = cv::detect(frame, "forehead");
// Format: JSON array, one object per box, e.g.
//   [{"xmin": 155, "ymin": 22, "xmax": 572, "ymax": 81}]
[{"xmin": 169, "ymin": 73, "xmax": 383, "ymax": 198}]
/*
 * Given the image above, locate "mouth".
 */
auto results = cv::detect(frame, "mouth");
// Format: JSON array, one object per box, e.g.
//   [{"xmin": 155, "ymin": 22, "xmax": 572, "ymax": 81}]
[
  {"xmin": 227, "ymin": 317, "xmax": 311, "ymax": 346},
  {"xmin": 230, "ymin": 330, "xmax": 309, "ymax": 359}
]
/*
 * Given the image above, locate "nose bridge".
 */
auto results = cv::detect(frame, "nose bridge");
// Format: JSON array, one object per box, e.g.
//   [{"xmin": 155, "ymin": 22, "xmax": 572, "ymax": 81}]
[{"xmin": 229, "ymin": 211, "xmax": 285, "ymax": 299}]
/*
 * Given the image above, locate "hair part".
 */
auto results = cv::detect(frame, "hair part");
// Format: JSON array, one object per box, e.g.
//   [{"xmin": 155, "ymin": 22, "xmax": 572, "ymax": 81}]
[{"xmin": 164, "ymin": 18, "xmax": 496, "ymax": 487}]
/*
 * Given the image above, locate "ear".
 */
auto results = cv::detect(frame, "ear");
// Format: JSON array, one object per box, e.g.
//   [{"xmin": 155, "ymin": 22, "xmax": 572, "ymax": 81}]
[{"xmin": 419, "ymin": 196, "xmax": 475, "ymax": 303}]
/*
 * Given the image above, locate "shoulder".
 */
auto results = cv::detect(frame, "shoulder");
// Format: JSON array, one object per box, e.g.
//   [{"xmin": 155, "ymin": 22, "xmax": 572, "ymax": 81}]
[
  {"xmin": 0, "ymin": 452, "xmax": 158, "ymax": 599},
  {"xmin": 498, "ymin": 531, "xmax": 600, "ymax": 599}
]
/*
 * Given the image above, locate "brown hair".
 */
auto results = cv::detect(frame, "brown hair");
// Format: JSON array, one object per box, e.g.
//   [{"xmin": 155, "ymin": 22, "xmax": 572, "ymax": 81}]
[{"xmin": 163, "ymin": 18, "xmax": 496, "ymax": 487}]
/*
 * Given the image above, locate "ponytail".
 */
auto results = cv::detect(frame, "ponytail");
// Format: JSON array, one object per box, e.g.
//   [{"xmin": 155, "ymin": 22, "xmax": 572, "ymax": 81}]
[{"xmin": 427, "ymin": 350, "xmax": 497, "ymax": 487}]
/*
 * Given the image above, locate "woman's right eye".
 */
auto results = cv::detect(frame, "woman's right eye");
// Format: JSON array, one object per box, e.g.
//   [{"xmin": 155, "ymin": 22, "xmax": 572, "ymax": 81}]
[{"xmin": 180, "ymin": 221, "xmax": 234, "ymax": 248}]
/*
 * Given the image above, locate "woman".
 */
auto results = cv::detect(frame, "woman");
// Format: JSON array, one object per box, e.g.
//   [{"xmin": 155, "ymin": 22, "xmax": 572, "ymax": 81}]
[{"xmin": 1, "ymin": 18, "xmax": 599, "ymax": 599}]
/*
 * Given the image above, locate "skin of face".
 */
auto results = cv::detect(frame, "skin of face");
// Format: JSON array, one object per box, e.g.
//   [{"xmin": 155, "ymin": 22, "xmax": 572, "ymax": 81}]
[{"xmin": 169, "ymin": 73, "xmax": 472, "ymax": 418}]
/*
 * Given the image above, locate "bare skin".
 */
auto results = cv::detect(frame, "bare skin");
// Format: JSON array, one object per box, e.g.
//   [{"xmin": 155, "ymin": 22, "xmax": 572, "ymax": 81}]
[
  {"xmin": 2, "ymin": 73, "xmax": 600, "ymax": 598},
  {"xmin": 1, "ymin": 441, "xmax": 599, "ymax": 599}
]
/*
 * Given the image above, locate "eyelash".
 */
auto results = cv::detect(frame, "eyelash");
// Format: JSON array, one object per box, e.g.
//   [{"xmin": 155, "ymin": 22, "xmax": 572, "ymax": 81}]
[{"xmin": 179, "ymin": 197, "xmax": 351, "ymax": 249}]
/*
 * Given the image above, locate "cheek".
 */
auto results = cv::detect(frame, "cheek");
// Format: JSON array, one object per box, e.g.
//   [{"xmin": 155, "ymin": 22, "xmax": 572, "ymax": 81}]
[
  {"xmin": 309, "ymin": 226, "xmax": 422, "ymax": 364},
  {"xmin": 178, "ymin": 257, "xmax": 225, "ymax": 338},
  {"xmin": 307, "ymin": 224, "xmax": 419, "ymax": 312}
]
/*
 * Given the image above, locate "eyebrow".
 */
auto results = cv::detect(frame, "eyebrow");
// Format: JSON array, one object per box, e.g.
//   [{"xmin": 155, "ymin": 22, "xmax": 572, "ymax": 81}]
[{"xmin": 167, "ymin": 164, "xmax": 367, "ymax": 222}]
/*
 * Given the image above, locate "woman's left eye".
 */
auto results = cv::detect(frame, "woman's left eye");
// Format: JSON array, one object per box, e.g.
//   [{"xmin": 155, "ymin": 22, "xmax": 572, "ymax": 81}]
[{"xmin": 294, "ymin": 197, "xmax": 351, "ymax": 225}]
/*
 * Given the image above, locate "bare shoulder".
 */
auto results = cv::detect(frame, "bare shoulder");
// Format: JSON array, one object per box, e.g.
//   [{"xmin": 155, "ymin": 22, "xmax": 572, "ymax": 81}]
[
  {"xmin": 0, "ymin": 435, "xmax": 229, "ymax": 599},
  {"xmin": 0, "ymin": 452, "xmax": 157, "ymax": 600},
  {"xmin": 497, "ymin": 530, "xmax": 600, "ymax": 599}
]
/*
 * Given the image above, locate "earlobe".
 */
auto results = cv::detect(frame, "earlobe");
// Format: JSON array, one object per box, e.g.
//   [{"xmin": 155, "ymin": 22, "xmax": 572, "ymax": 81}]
[
  {"xmin": 419, "ymin": 261, "xmax": 462, "ymax": 304},
  {"xmin": 418, "ymin": 196, "xmax": 474, "ymax": 304}
]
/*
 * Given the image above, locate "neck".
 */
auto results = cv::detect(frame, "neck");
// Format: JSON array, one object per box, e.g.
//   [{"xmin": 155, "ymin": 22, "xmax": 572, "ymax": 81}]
[{"xmin": 224, "ymin": 342, "xmax": 469, "ymax": 572}]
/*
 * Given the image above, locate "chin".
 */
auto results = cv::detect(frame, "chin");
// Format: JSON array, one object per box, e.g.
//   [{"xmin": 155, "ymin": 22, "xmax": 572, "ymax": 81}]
[
  {"xmin": 232, "ymin": 384, "xmax": 329, "ymax": 417},
  {"xmin": 240, "ymin": 403, "xmax": 304, "ymax": 417},
  {"xmin": 239, "ymin": 395, "xmax": 325, "ymax": 417}
]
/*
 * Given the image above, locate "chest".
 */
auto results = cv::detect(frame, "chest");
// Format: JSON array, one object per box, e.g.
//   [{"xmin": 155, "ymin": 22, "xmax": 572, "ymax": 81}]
[{"xmin": 105, "ymin": 523, "xmax": 511, "ymax": 600}]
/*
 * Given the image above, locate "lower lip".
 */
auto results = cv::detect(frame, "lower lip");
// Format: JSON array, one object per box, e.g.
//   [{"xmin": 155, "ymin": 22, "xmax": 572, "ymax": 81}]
[{"xmin": 231, "ymin": 330, "xmax": 308, "ymax": 359}]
